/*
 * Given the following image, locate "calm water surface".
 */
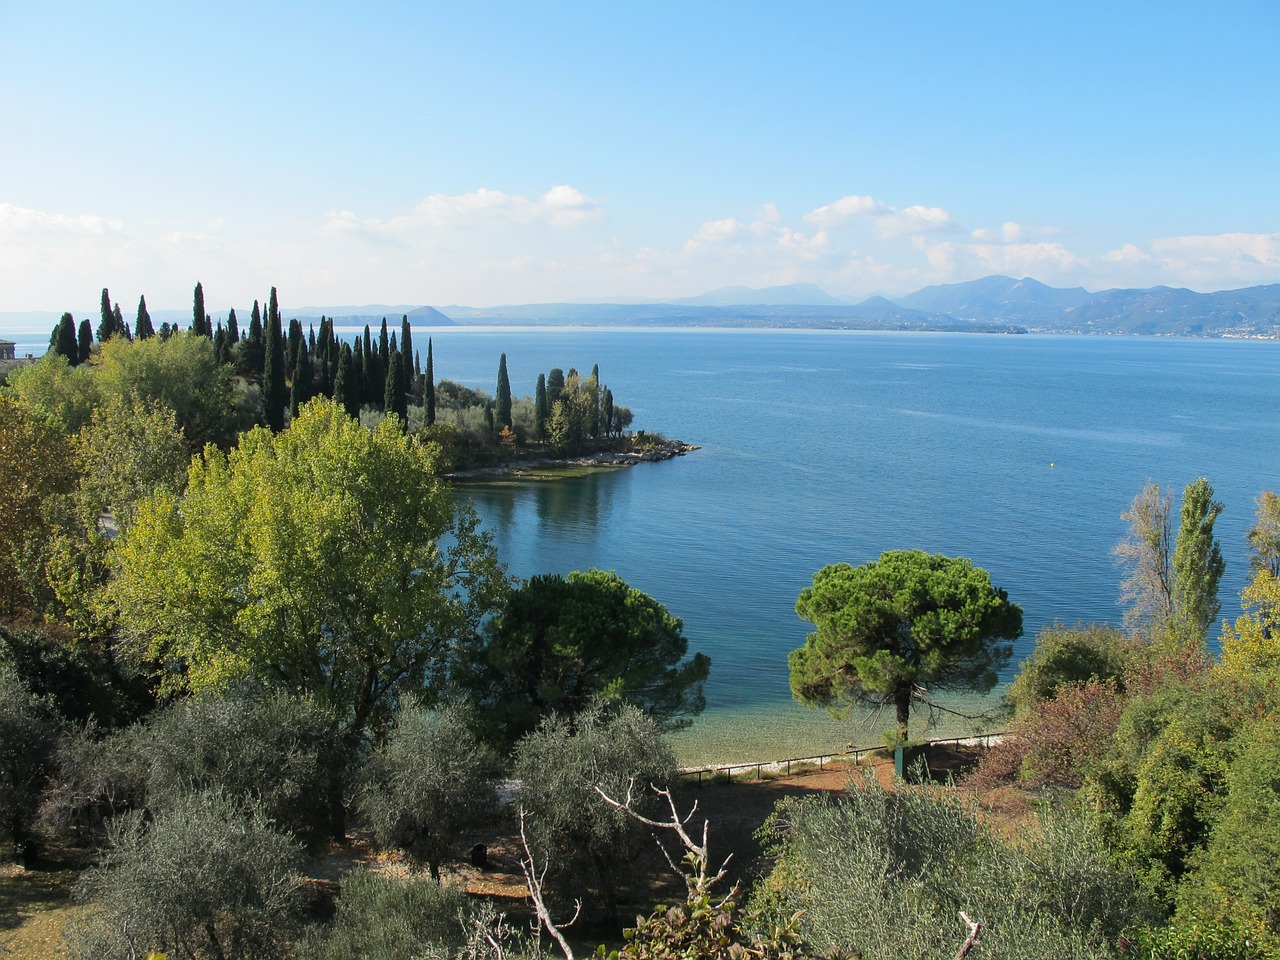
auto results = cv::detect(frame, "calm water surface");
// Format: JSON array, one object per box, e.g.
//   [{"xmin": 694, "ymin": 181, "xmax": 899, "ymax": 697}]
[{"xmin": 416, "ymin": 328, "xmax": 1279, "ymax": 764}]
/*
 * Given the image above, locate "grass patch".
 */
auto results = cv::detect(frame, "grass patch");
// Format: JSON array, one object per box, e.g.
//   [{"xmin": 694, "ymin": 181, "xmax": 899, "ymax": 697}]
[{"xmin": 0, "ymin": 863, "xmax": 85, "ymax": 959}]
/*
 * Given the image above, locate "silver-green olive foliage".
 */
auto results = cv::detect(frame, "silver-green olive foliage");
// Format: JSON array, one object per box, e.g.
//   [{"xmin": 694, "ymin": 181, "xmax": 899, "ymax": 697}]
[{"xmin": 790, "ymin": 550, "xmax": 1022, "ymax": 740}]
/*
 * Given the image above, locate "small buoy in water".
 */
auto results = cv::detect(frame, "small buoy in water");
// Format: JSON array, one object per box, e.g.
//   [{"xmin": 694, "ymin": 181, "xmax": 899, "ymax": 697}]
[{"xmin": 1050, "ymin": 462, "xmax": 1055, "ymax": 468}]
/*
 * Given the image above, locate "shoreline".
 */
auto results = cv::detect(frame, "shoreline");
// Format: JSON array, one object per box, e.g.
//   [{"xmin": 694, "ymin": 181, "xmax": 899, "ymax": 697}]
[{"xmin": 444, "ymin": 438, "xmax": 700, "ymax": 481}]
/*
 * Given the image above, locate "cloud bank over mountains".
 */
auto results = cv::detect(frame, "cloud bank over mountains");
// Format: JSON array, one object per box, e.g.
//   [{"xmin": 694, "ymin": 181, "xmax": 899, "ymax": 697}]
[{"xmin": 2, "ymin": 188, "xmax": 1277, "ymax": 313}]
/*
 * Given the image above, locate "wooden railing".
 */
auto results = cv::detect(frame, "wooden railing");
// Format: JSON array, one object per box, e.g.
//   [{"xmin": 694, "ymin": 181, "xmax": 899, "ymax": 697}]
[{"xmin": 678, "ymin": 732, "xmax": 1006, "ymax": 786}]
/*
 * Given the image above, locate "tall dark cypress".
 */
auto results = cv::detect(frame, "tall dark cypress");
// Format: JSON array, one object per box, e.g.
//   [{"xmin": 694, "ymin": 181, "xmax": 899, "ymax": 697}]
[
  {"xmin": 52, "ymin": 313, "xmax": 78, "ymax": 363},
  {"xmin": 425, "ymin": 338, "xmax": 435, "ymax": 425},
  {"xmin": 287, "ymin": 318, "xmax": 303, "ymax": 375},
  {"xmin": 290, "ymin": 339, "xmax": 311, "ymax": 419},
  {"xmin": 602, "ymin": 387, "xmax": 614, "ymax": 438},
  {"xmin": 214, "ymin": 326, "xmax": 229, "ymax": 366},
  {"xmin": 227, "ymin": 308, "xmax": 239, "ymax": 344},
  {"xmin": 351, "ymin": 337, "xmax": 365, "ymax": 410},
  {"xmin": 77, "ymin": 319, "xmax": 93, "ymax": 363},
  {"xmin": 384, "ymin": 351, "xmax": 407, "ymax": 428},
  {"xmin": 114, "ymin": 304, "xmax": 128, "ymax": 341},
  {"xmin": 134, "ymin": 295, "xmax": 154, "ymax": 340},
  {"xmin": 193, "ymin": 282, "xmax": 206, "ymax": 336},
  {"xmin": 262, "ymin": 287, "xmax": 287, "ymax": 431},
  {"xmin": 97, "ymin": 288, "xmax": 115, "ymax": 342},
  {"xmin": 333, "ymin": 343, "xmax": 357, "ymax": 418},
  {"xmin": 535, "ymin": 373, "xmax": 548, "ymax": 439},
  {"xmin": 496, "ymin": 353, "xmax": 512, "ymax": 429},
  {"xmin": 400, "ymin": 315, "xmax": 414, "ymax": 399}
]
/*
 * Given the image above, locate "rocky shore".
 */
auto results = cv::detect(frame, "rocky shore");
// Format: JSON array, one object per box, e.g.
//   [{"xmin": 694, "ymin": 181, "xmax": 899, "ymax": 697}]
[{"xmin": 444, "ymin": 438, "xmax": 699, "ymax": 481}]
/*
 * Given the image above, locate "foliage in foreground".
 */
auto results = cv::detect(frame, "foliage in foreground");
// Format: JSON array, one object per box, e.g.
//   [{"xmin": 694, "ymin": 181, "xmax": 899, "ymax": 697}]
[
  {"xmin": 66, "ymin": 790, "xmax": 303, "ymax": 960},
  {"xmin": 753, "ymin": 771, "xmax": 1155, "ymax": 960}
]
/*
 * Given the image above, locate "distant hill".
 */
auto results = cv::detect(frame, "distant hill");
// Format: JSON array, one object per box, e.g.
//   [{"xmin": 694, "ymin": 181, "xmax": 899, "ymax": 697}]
[
  {"xmin": 893, "ymin": 276, "xmax": 1280, "ymax": 336},
  {"xmin": 6, "ymin": 278, "xmax": 1279, "ymax": 342}
]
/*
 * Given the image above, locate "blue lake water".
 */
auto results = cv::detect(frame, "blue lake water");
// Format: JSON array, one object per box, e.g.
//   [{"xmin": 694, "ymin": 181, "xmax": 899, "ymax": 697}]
[
  {"xmin": 5, "ymin": 320, "xmax": 1277, "ymax": 763},
  {"xmin": 401, "ymin": 327, "xmax": 1280, "ymax": 764}
]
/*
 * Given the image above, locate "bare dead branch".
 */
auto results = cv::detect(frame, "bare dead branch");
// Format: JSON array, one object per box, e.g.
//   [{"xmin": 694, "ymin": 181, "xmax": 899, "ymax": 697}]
[
  {"xmin": 517, "ymin": 809, "xmax": 578, "ymax": 960},
  {"xmin": 954, "ymin": 911, "xmax": 982, "ymax": 960}
]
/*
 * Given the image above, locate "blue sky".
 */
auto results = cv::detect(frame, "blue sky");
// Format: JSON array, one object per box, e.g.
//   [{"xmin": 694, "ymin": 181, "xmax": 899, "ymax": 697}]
[{"xmin": 2, "ymin": 2, "xmax": 1278, "ymax": 313}]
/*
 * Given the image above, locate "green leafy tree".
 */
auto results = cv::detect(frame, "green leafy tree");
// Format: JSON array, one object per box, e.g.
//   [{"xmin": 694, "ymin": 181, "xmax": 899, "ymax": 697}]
[
  {"xmin": 1247, "ymin": 491, "xmax": 1280, "ymax": 581},
  {"xmin": 1116, "ymin": 479, "xmax": 1225, "ymax": 644},
  {"xmin": 295, "ymin": 870, "xmax": 480, "ymax": 960},
  {"xmin": 107, "ymin": 399, "xmax": 507, "ymax": 826},
  {"xmin": 93, "ymin": 334, "xmax": 237, "ymax": 451},
  {"xmin": 789, "ymin": 550, "xmax": 1022, "ymax": 742},
  {"xmin": 3, "ymin": 353, "xmax": 102, "ymax": 434},
  {"xmin": 754, "ymin": 772, "xmax": 1152, "ymax": 960},
  {"xmin": 1172, "ymin": 477, "xmax": 1225, "ymax": 641},
  {"xmin": 356, "ymin": 702, "xmax": 501, "ymax": 879},
  {"xmin": 1005, "ymin": 622, "xmax": 1141, "ymax": 716},
  {"xmin": 462, "ymin": 569, "xmax": 710, "ymax": 751},
  {"xmin": 77, "ymin": 397, "xmax": 189, "ymax": 531},
  {"xmin": 0, "ymin": 397, "xmax": 77, "ymax": 617}
]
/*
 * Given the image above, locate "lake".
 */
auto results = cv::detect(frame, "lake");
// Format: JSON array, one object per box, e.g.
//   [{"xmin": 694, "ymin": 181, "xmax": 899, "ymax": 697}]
[{"xmin": 388, "ymin": 327, "xmax": 1279, "ymax": 765}]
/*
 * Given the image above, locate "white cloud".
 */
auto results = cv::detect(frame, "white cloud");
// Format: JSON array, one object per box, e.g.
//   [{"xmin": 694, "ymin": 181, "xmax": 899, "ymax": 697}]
[
  {"xmin": 803, "ymin": 194, "xmax": 956, "ymax": 238},
  {"xmin": 321, "ymin": 185, "xmax": 602, "ymax": 243},
  {"xmin": 0, "ymin": 203, "xmax": 124, "ymax": 238}
]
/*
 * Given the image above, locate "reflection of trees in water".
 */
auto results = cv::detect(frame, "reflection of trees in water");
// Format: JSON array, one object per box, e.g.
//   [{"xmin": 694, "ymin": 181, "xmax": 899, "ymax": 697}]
[{"xmin": 535, "ymin": 473, "xmax": 606, "ymax": 533}]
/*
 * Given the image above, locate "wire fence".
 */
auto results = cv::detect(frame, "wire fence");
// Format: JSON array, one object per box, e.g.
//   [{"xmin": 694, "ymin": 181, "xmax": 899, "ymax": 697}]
[{"xmin": 677, "ymin": 732, "xmax": 1007, "ymax": 786}]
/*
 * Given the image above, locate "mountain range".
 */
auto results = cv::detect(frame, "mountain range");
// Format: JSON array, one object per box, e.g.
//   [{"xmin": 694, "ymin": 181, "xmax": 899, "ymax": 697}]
[{"xmin": 5, "ymin": 277, "xmax": 1280, "ymax": 340}]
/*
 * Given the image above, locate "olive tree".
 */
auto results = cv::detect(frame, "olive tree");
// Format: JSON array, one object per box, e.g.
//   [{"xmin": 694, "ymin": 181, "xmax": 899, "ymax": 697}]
[
  {"xmin": 67, "ymin": 790, "xmax": 303, "ymax": 960},
  {"xmin": 357, "ymin": 702, "xmax": 502, "ymax": 879},
  {"xmin": 789, "ymin": 550, "xmax": 1021, "ymax": 743}
]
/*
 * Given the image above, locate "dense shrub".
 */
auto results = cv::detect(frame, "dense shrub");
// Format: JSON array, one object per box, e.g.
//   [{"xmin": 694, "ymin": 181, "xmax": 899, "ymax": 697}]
[
  {"xmin": 753, "ymin": 772, "xmax": 1154, "ymax": 960},
  {"xmin": 357, "ymin": 702, "xmax": 502, "ymax": 879},
  {"xmin": 66, "ymin": 790, "xmax": 303, "ymax": 960},
  {"xmin": 1006, "ymin": 622, "xmax": 1141, "ymax": 716},
  {"xmin": 0, "ymin": 668, "xmax": 62, "ymax": 843},
  {"xmin": 514, "ymin": 702, "xmax": 676, "ymax": 923},
  {"xmin": 296, "ymin": 870, "xmax": 479, "ymax": 960}
]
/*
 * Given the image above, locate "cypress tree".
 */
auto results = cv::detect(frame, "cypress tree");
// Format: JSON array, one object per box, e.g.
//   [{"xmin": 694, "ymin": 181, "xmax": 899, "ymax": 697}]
[
  {"xmin": 384, "ymin": 351, "xmax": 407, "ymax": 428},
  {"xmin": 496, "ymin": 353, "xmax": 512, "ymax": 429},
  {"xmin": 400, "ymin": 315, "xmax": 414, "ymax": 399},
  {"xmin": 535, "ymin": 373, "xmax": 548, "ymax": 439},
  {"xmin": 350, "ymin": 338, "xmax": 365, "ymax": 410},
  {"xmin": 97, "ymin": 288, "xmax": 115, "ymax": 342},
  {"xmin": 425, "ymin": 338, "xmax": 435, "ymax": 425},
  {"xmin": 135, "ymin": 295, "xmax": 154, "ymax": 340},
  {"xmin": 262, "ymin": 289, "xmax": 287, "ymax": 431},
  {"xmin": 290, "ymin": 340, "xmax": 312, "ymax": 420},
  {"xmin": 227, "ymin": 308, "xmax": 239, "ymax": 344},
  {"xmin": 547, "ymin": 367, "xmax": 565, "ymax": 406},
  {"xmin": 378, "ymin": 317, "xmax": 389, "ymax": 372},
  {"xmin": 602, "ymin": 387, "xmax": 614, "ymax": 439},
  {"xmin": 308, "ymin": 323, "xmax": 316, "ymax": 353},
  {"xmin": 238, "ymin": 300, "xmax": 265, "ymax": 378},
  {"xmin": 287, "ymin": 318, "xmax": 304, "ymax": 375},
  {"xmin": 52, "ymin": 313, "xmax": 78, "ymax": 363},
  {"xmin": 193, "ymin": 282, "xmax": 206, "ymax": 336},
  {"xmin": 114, "ymin": 304, "xmax": 128, "ymax": 340},
  {"xmin": 77, "ymin": 318, "xmax": 93, "ymax": 363},
  {"xmin": 214, "ymin": 326, "xmax": 229, "ymax": 366},
  {"xmin": 333, "ymin": 344, "xmax": 357, "ymax": 418}
]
